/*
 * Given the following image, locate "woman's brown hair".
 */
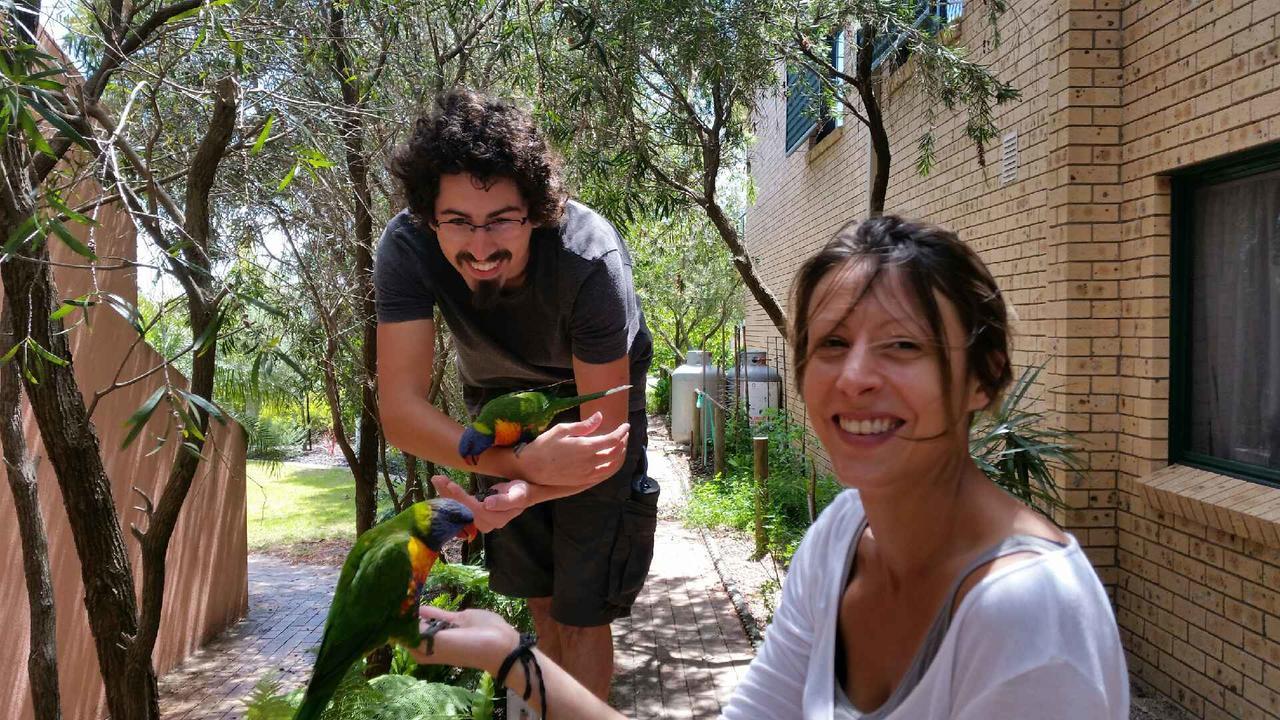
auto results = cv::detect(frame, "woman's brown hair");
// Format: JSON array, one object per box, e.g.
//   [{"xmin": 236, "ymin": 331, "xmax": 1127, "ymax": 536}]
[{"xmin": 789, "ymin": 215, "xmax": 1012, "ymax": 413}]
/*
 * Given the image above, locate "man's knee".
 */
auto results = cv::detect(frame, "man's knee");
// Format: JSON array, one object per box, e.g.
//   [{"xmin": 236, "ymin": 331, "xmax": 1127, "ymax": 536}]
[{"xmin": 558, "ymin": 621, "xmax": 612, "ymax": 642}]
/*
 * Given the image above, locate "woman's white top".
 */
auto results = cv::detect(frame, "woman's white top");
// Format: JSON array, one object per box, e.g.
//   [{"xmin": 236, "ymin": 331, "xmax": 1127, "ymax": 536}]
[{"xmin": 721, "ymin": 490, "xmax": 1130, "ymax": 719}]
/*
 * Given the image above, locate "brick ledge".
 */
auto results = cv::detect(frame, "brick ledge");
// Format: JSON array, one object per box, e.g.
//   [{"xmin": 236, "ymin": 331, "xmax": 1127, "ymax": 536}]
[{"xmin": 1133, "ymin": 465, "xmax": 1280, "ymax": 548}]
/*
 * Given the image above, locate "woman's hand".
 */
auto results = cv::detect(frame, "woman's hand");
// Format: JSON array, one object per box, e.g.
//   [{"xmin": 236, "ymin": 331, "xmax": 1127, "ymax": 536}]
[
  {"xmin": 513, "ymin": 412, "xmax": 630, "ymax": 487},
  {"xmin": 409, "ymin": 606, "xmax": 520, "ymax": 675}
]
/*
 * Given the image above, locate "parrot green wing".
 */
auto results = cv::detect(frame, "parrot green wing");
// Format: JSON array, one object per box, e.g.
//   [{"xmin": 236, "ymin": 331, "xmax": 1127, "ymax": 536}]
[
  {"xmin": 301, "ymin": 530, "xmax": 416, "ymax": 710},
  {"xmin": 475, "ymin": 391, "xmax": 555, "ymax": 432}
]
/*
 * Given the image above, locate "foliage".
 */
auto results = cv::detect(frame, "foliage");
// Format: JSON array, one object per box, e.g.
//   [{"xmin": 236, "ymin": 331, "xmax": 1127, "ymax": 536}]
[
  {"xmin": 627, "ymin": 209, "xmax": 744, "ymax": 373},
  {"xmin": 786, "ymin": 0, "xmax": 1019, "ymax": 212},
  {"xmin": 422, "ymin": 562, "xmax": 534, "ymax": 634},
  {"xmin": 538, "ymin": 0, "xmax": 792, "ymax": 336},
  {"xmin": 244, "ymin": 664, "xmax": 482, "ymax": 720},
  {"xmin": 684, "ymin": 408, "xmax": 842, "ymax": 564},
  {"xmin": 648, "ymin": 372, "xmax": 672, "ymax": 416},
  {"xmin": 970, "ymin": 362, "xmax": 1077, "ymax": 515}
]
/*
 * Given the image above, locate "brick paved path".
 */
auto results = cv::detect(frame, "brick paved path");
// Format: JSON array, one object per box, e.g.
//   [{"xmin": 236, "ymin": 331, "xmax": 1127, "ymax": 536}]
[{"xmin": 158, "ymin": 420, "xmax": 755, "ymax": 719}]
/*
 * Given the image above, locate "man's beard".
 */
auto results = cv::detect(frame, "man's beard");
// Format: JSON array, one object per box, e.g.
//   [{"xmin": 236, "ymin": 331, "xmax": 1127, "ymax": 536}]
[
  {"xmin": 471, "ymin": 279, "xmax": 504, "ymax": 309},
  {"xmin": 458, "ymin": 250, "xmax": 513, "ymax": 310}
]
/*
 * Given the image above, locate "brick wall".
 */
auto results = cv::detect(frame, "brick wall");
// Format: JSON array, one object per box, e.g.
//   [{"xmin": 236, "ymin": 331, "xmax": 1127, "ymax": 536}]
[{"xmin": 743, "ymin": 0, "xmax": 1280, "ymax": 717}]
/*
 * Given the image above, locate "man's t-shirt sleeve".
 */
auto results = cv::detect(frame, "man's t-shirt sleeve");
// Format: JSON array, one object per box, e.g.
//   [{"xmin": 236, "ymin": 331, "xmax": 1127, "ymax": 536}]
[
  {"xmin": 374, "ymin": 217, "xmax": 435, "ymax": 323},
  {"xmin": 569, "ymin": 249, "xmax": 637, "ymax": 364}
]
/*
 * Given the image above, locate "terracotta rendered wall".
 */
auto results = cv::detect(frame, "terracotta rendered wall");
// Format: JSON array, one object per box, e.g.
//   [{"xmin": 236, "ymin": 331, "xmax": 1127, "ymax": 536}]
[
  {"xmin": 744, "ymin": 0, "xmax": 1280, "ymax": 717},
  {"xmin": 0, "ymin": 165, "xmax": 248, "ymax": 719}
]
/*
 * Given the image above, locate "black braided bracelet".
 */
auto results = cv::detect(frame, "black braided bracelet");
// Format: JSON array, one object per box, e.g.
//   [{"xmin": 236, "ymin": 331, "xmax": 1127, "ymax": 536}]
[{"xmin": 494, "ymin": 632, "xmax": 547, "ymax": 719}]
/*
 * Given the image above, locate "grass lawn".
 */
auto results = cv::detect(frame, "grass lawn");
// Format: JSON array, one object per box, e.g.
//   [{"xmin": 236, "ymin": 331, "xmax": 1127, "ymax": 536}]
[{"xmin": 245, "ymin": 460, "xmax": 380, "ymax": 551}]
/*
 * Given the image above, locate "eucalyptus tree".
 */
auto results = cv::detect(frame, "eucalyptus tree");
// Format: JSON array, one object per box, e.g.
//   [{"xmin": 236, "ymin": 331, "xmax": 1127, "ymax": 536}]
[
  {"xmin": 785, "ymin": 0, "xmax": 1020, "ymax": 215},
  {"xmin": 536, "ymin": 0, "xmax": 792, "ymax": 337},
  {"xmin": 628, "ymin": 209, "xmax": 743, "ymax": 371},
  {"xmin": 0, "ymin": 0, "xmax": 314, "ymax": 713}
]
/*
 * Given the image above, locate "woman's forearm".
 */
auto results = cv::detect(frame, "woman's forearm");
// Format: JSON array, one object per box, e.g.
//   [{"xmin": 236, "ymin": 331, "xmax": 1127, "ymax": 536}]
[{"xmin": 494, "ymin": 648, "xmax": 626, "ymax": 720}]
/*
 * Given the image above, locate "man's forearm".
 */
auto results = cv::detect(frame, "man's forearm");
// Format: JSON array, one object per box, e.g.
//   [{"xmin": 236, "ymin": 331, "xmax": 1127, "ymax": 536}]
[{"xmin": 382, "ymin": 398, "xmax": 519, "ymax": 479}]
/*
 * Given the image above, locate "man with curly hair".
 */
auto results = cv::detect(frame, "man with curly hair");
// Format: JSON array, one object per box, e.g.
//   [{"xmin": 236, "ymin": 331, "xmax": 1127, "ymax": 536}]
[{"xmin": 375, "ymin": 87, "xmax": 655, "ymax": 700}]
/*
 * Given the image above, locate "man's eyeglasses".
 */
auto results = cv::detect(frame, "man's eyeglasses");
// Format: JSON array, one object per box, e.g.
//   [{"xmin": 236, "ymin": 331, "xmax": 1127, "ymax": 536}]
[{"xmin": 433, "ymin": 216, "xmax": 529, "ymax": 237}]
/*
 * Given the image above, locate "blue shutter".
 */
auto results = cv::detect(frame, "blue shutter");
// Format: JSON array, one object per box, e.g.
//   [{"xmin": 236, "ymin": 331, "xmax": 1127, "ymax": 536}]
[{"xmin": 785, "ymin": 65, "xmax": 819, "ymax": 154}]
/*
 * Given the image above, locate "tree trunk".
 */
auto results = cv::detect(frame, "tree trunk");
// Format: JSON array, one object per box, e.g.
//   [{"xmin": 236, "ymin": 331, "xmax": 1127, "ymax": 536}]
[
  {"xmin": 129, "ymin": 76, "xmax": 238, "ymax": 709},
  {"xmin": 0, "ymin": 307, "xmax": 62, "ymax": 720},
  {"xmin": 0, "ymin": 230, "xmax": 149, "ymax": 720},
  {"xmin": 328, "ymin": 0, "xmax": 381, "ymax": 536},
  {"xmin": 701, "ymin": 201, "xmax": 789, "ymax": 336}
]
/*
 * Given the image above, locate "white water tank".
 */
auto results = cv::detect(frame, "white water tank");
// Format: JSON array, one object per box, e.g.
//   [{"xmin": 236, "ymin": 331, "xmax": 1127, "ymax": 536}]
[
  {"xmin": 729, "ymin": 349, "xmax": 783, "ymax": 423},
  {"xmin": 671, "ymin": 350, "xmax": 724, "ymax": 444}
]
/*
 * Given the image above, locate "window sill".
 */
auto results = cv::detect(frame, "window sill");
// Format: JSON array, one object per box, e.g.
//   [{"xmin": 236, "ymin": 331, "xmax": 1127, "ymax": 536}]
[
  {"xmin": 807, "ymin": 124, "xmax": 844, "ymax": 163},
  {"xmin": 1133, "ymin": 465, "xmax": 1280, "ymax": 548}
]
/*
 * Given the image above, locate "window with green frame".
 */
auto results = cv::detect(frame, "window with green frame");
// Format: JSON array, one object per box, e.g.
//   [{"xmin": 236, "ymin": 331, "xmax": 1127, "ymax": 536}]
[
  {"xmin": 784, "ymin": 31, "xmax": 844, "ymax": 154},
  {"xmin": 1170, "ymin": 142, "xmax": 1280, "ymax": 488}
]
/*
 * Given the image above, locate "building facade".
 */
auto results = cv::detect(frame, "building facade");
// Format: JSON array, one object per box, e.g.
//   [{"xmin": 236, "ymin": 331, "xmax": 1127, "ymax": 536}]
[{"xmin": 745, "ymin": 1, "xmax": 1280, "ymax": 717}]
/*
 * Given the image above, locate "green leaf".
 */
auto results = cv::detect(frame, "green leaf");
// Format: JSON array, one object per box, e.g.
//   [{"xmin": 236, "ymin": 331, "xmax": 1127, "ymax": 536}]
[
  {"xmin": 101, "ymin": 293, "xmax": 145, "ymax": 334},
  {"xmin": 28, "ymin": 97, "xmax": 90, "ymax": 150},
  {"xmin": 26, "ymin": 339, "xmax": 67, "ymax": 366},
  {"xmin": 18, "ymin": 107, "xmax": 53, "ymax": 156},
  {"xmin": 168, "ymin": 0, "xmax": 234, "ymax": 22},
  {"xmin": 122, "ymin": 386, "xmax": 166, "ymax": 448},
  {"xmin": 0, "ymin": 340, "xmax": 21, "ymax": 366},
  {"xmin": 277, "ymin": 163, "xmax": 299, "ymax": 191},
  {"xmin": 46, "ymin": 189, "xmax": 97, "ymax": 226},
  {"xmin": 241, "ymin": 293, "xmax": 285, "ymax": 317},
  {"xmin": 48, "ymin": 218, "xmax": 98, "ymax": 260},
  {"xmin": 272, "ymin": 349, "xmax": 307, "ymax": 379},
  {"xmin": 251, "ymin": 114, "xmax": 274, "ymax": 155},
  {"xmin": 4, "ymin": 214, "xmax": 42, "ymax": 253},
  {"xmin": 178, "ymin": 388, "xmax": 227, "ymax": 424},
  {"xmin": 50, "ymin": 302, "xmax": 78, "ymax": 321},
  {"xmin": 192, "ymin": 309, "xmax": 225, "ymax": 356}
]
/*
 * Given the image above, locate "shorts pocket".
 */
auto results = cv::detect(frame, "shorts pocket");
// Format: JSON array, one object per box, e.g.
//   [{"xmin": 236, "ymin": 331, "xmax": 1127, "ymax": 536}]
[{"xmin": 606, "ymin": 477, "xmax": 660, "ymax": 611}]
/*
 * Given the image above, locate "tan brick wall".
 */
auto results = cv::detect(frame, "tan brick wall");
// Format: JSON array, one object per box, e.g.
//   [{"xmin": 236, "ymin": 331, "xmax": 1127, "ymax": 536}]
[
  {"xmin": 1113, "ymin": 1, "xmax": 1280, "ymax": 717},
  {"xmin": 744, "ymin": 0, "xmax": 1280, "ymax": 717}
]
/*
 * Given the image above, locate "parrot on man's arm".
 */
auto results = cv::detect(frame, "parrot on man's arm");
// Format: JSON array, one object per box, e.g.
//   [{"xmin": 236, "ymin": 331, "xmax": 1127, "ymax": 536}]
[
  {"xmin": 292, "ymin": 498, "xmax": 478, "ymax": 720},
  {"xmin": 457, "ymin": 383, "xmax": 631, "ymax": 465}
]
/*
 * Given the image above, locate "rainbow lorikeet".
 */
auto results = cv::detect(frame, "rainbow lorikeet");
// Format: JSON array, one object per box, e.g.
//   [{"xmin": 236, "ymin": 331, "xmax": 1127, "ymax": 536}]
[
  {"xmin": 293, "ymin": 499, "xmax": 478, "ymax": 720},
  {"xmin": 457, "ymin": 384, "xmax": 631, "ymax": 465}
]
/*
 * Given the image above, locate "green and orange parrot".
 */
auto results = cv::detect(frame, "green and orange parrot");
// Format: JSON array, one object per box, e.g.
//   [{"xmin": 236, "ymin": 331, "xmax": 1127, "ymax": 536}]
[
  {"xmin": 457, "ymin": 384, "xmax": 631, "ymax": 465},
  {"xmin": 293, "ymin": 498, "xmax": 478, "ymax": 720}
]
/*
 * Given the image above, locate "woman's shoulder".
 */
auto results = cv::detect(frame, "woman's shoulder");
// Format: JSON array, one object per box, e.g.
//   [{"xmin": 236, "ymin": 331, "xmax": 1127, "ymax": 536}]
[{"xmin": 950, "ymin": 537, "xmax": 1121, "ymax": 656}]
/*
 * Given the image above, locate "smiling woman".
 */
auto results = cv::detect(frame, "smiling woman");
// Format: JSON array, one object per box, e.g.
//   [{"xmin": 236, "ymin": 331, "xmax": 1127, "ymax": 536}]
[{"xmin": 401, "ymin": 216, "xmax": 1130, "ymax": 720}]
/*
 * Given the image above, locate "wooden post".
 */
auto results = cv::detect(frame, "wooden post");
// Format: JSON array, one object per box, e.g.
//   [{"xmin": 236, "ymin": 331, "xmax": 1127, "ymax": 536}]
[
  {"xmin": 691, "ymin": 391, "xmax": 703, "ymax": 469},
  {"xmin": 713, "ymin": 401, "xmax": 726, "ymax": 477},
  {"xmin": 753, "ymin": 436, "xmax": 769, "ymax": 559},
  {"xmin": 687, "ymin": 388, "xmax": 699, "ymax": 448},
  {"xmin": 807, "ymin": 462, "xmax": 818, "ymax": 523}
]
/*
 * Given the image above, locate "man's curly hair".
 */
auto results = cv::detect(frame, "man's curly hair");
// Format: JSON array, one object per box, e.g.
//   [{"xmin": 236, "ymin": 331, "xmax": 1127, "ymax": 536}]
[{"xmin": 389, "ymin": 88, "xmax": 567, "ymax": 228}]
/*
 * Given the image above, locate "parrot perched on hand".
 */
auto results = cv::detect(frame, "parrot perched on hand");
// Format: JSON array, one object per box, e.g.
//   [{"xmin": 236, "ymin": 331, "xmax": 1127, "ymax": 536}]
[
  {"xmin": 457, "ymin": 383, "xmax": 631, "ymax": 465},
  {"xmin": 293, "ymin": 498, "xmax": 479, "ymax": 720}
]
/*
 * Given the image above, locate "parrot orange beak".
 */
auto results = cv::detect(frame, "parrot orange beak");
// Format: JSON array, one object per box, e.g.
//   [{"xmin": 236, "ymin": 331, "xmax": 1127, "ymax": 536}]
[{"xmin": 461, "ymin": 523, "xmax": 479, "ymax": 542}]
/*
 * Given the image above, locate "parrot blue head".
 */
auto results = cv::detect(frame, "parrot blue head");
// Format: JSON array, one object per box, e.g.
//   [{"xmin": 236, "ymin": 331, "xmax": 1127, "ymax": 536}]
[
  {"xmin": 458, "ymin": 425, "xmax": 494, "ymax": 466},
  {"xmin": 421, "ymin": 498, "xmax": 478, "ymax": 553}
]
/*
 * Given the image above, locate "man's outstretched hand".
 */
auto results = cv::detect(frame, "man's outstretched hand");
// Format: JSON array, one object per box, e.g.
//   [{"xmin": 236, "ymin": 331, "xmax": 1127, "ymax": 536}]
[{"xmin": 430, "ymin": 475, "xmax": 531, "ymax": 533}]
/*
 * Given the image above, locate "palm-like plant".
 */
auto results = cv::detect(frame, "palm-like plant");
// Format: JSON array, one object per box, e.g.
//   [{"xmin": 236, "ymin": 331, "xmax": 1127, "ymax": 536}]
[{"xmin": 969, "ymin": 362, "xmax": 1081, "ymax": 516}]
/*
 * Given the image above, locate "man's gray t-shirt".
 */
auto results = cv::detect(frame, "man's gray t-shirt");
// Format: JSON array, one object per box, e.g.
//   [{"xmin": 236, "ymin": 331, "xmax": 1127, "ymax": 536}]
[{"xmin": 374, "ymin": 200, "xmax": 652, "ymax": 415}]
